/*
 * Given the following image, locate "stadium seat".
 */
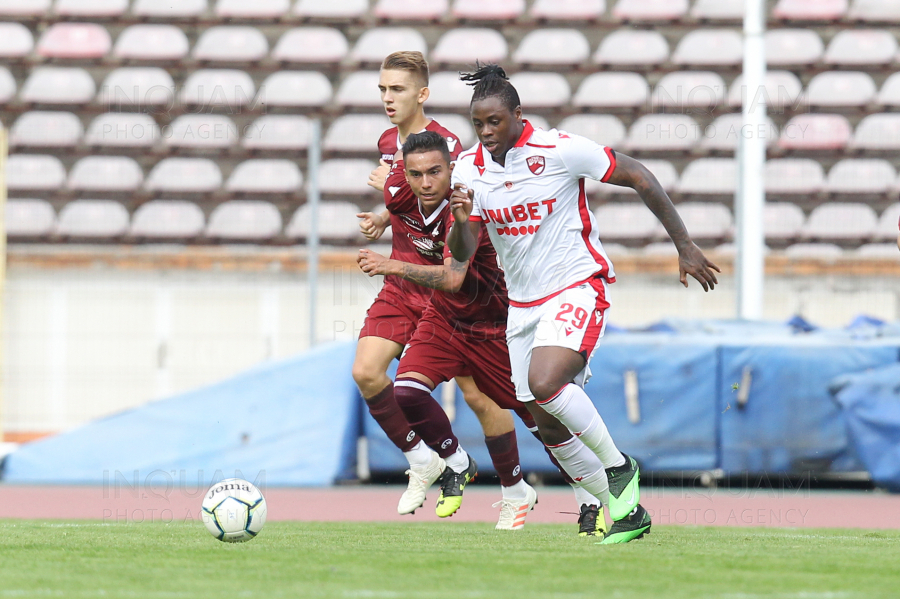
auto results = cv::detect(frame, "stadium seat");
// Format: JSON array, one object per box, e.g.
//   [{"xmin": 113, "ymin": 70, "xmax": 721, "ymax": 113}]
[
  {"xmin": 764, "ymin": 202, "xmax": 806, "ymax": 243},
  {"xmin": 626, "ymin": 115, "xmax": 700, "ymax": 152},
  {"xmin": 588, "ymin": 159, "xmax": 677, "ymax": 196},
  {"xmin": 206, "ymin": 201, "xmax": 282, "ymax": 241},
  {"xmin": 765, "ymin": 159, "xmax": 825, "ymax": 195},
  {"xmin": 593, "ymin": 203, "xmax": 663, "ymax": 242},
  {"xmin": 805, "ymin": 71, "xmax": 877, "ymax": 107},
  {"xmin": 257, "ymin": 71, "xmax": 332, "ymax": 107},
  {"xmin": 179, "ymin": 70, "xmax": 256, "ymax": 108},
  {"xmin": 512, "ymin": 29, "xmax": 590, "ymax": 66},
  {"xmin": 373, "ymin": 0, "xmax": 448, "ymax": 20},
  {"xmin": 6, "ymin": 154, "xmax": 66, "ymax": 190},
  {"xmin": 97, "ymin": 67, "xmax": 175, "ymax": 107},
  {"xmin": 432, "ymin": 29, "xmax": 507, "ymax": 64},
  {"xmin": 855, "ymin": 243, "xmax": 898, "ymax": 257},
  {"xmin": 777, "ymin": 114, "xmax": 852, "ymax": 151},
  {"xmin": 10, "ymin": 111, "xmax": 83, "ymax": 147},
  {"xmin": 572, "ymin": 72, "xmax": 650, "ymax": 108},
  {"xmin": 335, "ymin": 71, "xmax": 381, "ymax": 107},
  {"xmin": 824, "ymin": 30, "xmax": 897, "ymax": 66},
  {"xmin": 113, "ymin": 25, "xmax": 189, "ymax": 61},
  {"xmin": 292, "ymin": 0, "xmax": 369, "ymax": 19},
  {"xmin": 827, "ymin": 159, "xmax": 896, "ymax": 195},
  {"xmin": 0, "ymin": 0, "xmax": 50, "ymax": 16},
  {"xmin": 672, "ymin": 29, "xmax": 743, "ymax": 66},
  {"xmin": 653, "ymin": 72, "xmax": 726, "ymax": 110},
  {"xmin": 164, "ymin": 115, "xmax": 240, "ymax": 150},
  {"xmin": 690, "ymin": 0, "xmax": 745, "ymax": 20},
  {"xmin": 215, "ymin": 0, "xmax": 291, "ymax": 19},
  {"xmin": 848, "ymin": 0, "xmax": 900, "ymax": 22},
  {"xmin": 226, "ymin": 160, "xmax": 303, "ymax": 194},
  {"xmin": 324, "ymin": 114, "xmax": 391, "ymax": 153},
  {"xmin": 417, "ymin": 71, "xmax": 471, "ymax": 109},
  {"xmin": 593, "ymin": 30, "xmax": 669, "ymax": 66},
  {"xmin": 675, "ymin": 202, "xmax": 733, "ymax": 241},
  {"xmin": 242, "ymin": 115, "xmax": 310, "ymax": 150},
  {"xmin": 803, "ymin": 203, "xmax": 877, "ymax": 241},
  {"xmin": 851, "ymin": 114, "xmax": 900, "ymax": 150},
  {"xmin": 67, "ymin": 156, "xmax": 143, "ymax": 192},
  {"xmin": 765, "ymin": 29, "xmax": 823, "ymax": 65},
  {"xmin": 530, "ymin": 0, "xmax": 605, "ymax": 20},
  {"xmin": 451, "ymin": 0, "xmax": 526, "ymax": 20},
  {"xmin": 84, "ymin": 113, "xmax": 160, "ymax": 148},
  {"xmin": 875, "ymin": 203, "xmax": 900, "ymax": 240},
  {"xmin": 557, "ymin": 115, "xmax": 627, "ymax": 148},
  {"xmin": 286, "ymin": 201, "xmax": 363, "ymax": 241},
  {"xmin": 145, "ymin": 158, "xmax": 222, "ymax": 193},
  {"xmin": 676, "ymin": 158, "xmax": 737, "ymax": 195},
  {"xmin": 193, "ymin": 27, "xmax": 269, "ymax": 62},
  {"xmin": 701, "ymin": 113, "xmax": 779, "ymax": 151},
  {"xmin": 0, "ymin": 67, "xmax": 15, "ymax": 103},
  {"xmin": 612, "ymin": 0, "xmax": 689, "ymax": 21},
  {"xmin": 0, "ymin": 22, "xmax": 33, "ymax": 58},
  {"xmin": 508, "ymin": 72, "xmax": 570, "ymax": 108},
  {"xmin": 272, "ymin": 28, "xmax": 348, "ymax": 63},
  {"xmin": 130, "ymin": 200, "xmax": 205, "ymax": 239},
  {"xmin": 350, "ymin": 28, "xmax": 428, "ymax": 64},
  {"xmin": 56, "ymin": 200, "xmax": 129, "ymax": 238},
  {"xmin": 783, "ymin": 243, "xmax": 844, "ymax": 258},
  {"xmin": 20, "ymin": 66, "xmax": 96, "ymax": 104},
  {"xmin": 430, "ymin": 113, "xmax": 476, "ymax": 147},
  {"xmin": 319, "ymin": 159, "xmax": 378, "ymax": 194},
  {"xmin": 773, "ymin": 0, "xmax": 849, "ymax": 20},
  {"xmin": 5, "ymin": 199, "xmax": 55, "ymax": 238},
  {"xmin": 640, "ymin": 242, "xmax": 680, "ymax": 256},
  {"xmin": 876, "ymin": 72, "xmax": 900, "ymax": 106},
  {"xmin": 36, "ymin": 23, "xmax": 111, "ymax": 59},
  {"xmin": 56, "ymin": 0, "xmax": 128, "ymax": 16},
  {"xmin": 132, "ymin": 0, "xmax": 207, "ymax": 18},
  {"xmin": 524, "ymin": 114, "xmax": 550, "ymax": 131},
  {"xmin": 727, "ymin": 71, "xmax": 803, "ymax": 110}
]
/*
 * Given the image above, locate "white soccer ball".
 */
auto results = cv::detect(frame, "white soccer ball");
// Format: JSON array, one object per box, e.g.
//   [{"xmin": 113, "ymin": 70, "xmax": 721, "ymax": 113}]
[{"xmin": 201, "ymin": 478, "xmax": 267, "ymax": 543}]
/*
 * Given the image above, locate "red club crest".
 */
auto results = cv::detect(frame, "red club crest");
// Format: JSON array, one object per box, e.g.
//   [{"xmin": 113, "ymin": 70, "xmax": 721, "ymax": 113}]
[{"xmin": 527, "ymin": 155, "xmax": 545, "ymax": 175}]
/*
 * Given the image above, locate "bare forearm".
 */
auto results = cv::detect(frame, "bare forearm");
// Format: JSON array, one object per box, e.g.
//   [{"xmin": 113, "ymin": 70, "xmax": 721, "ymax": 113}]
[
  {"xmin": 386, "ymin": 260, "xmax": 455, "ymax": 291},
  {"xmin": 448, "ymin": 221, "xmax": 478, "ymax": 262}
]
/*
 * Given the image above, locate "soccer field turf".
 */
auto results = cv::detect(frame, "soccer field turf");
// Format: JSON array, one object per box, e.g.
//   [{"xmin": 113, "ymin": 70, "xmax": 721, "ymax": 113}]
[{"xmin": 1, "ymin": 521, "xmax": 898, "ymax": 599}]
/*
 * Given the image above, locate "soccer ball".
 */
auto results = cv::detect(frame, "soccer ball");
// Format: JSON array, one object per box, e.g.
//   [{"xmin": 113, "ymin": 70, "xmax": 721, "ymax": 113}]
[{"xmin": 201, "ymin": 478, "xmax": 267, "ymax": 542}]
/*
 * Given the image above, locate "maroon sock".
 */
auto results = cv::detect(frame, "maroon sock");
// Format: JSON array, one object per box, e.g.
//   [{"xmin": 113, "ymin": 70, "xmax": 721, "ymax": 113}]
[
  {"xmin": 394, "ymin": 379, "xmax": 458, "ymax": 458},
  {"xmin": 529, "ymin": 429, "xmax": 576, "ymax": 485},
  {"xmin": 365, "ymin": 382, "xmax": 420, "ymax": 452},
  {"xmin": 484, "ymin": 431, "xmax": 523, "ymax": 487}
]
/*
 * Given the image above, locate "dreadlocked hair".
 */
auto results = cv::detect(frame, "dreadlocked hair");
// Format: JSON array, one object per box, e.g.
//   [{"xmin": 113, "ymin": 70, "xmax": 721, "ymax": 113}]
[{"xmin": 459, "ymin": 62, "xmax": 521, "ymax": 112}]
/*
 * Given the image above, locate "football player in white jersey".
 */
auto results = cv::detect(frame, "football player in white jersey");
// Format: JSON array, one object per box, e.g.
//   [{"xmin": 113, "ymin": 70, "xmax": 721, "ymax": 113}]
[{"xmin": 447, "ymin": 64, "xmax": 720, "ymax": 544}]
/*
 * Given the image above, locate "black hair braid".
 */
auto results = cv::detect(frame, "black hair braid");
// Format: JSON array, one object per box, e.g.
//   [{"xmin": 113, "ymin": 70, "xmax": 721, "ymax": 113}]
[{"xmin": 459, "ymin": 62, "xmax": 521, "ymax": 112}]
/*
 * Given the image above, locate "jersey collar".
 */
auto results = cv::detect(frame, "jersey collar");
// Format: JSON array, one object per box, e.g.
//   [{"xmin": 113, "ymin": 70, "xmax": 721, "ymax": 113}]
[
  {"xmin": 418, "ymin": 197, "xmax": 448, "ymax": 226},
  {"xmin": 512, "ymin": 119, "xmax": 535, "ymax": 148}
]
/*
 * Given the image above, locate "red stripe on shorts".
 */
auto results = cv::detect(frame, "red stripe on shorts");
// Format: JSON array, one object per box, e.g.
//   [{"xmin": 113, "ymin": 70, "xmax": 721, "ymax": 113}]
[{"xmin": 578, "ymin": 277, "xmax": 611, "ymax": 357}]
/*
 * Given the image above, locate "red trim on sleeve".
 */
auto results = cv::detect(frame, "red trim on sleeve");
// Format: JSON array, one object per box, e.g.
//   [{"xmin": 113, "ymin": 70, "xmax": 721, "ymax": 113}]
[
  {"xmin": 600, "ymin": 147, "xmax": 617, "ymax": 183},
  {"xmin": 512, "ymin": 120, "xmax": 535, "ymax": 148}
]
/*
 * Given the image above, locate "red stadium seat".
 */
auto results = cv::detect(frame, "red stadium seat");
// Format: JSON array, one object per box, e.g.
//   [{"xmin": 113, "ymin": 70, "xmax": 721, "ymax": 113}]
[
  {"xmin": 113, "ymin": 25, "xmax": 189, "ymax": 61},
  {"xmin": 701, "ymin": 113, "xmax": 780, "ymax": 152},
  {"xmin": 350, "ymin": 28, "xmax": 428, "ymax": 63},
  {"xmin": 20, "ymin": 66, "xmax": 96, "ymax": 104},
  {"xmin": 373, "ymin": 0, "xmax": 448, "ymax": 20},
  {"xmin": 97, "ymin": 67, "xmax": 175, "ymax": 107},
  {"xmin": 805, "ymin": 71, "xmax": 877, "ymax": 107},
  {"xmin": 508, "ymin": 72, "xmax": 570, "ymax": 108},
  {"xmin": 272, "ymin": 28, "xmax": 348, "ymax": 63},
  {"xmin": 193, "ymin": 27, "xmax": 269, "ymax": 62},
  {"xmin": 773, "ymin": 0, "xmax": 849, "ymax": 20},
  {"xmin": 851, "ymin": 114, "xmax": 900, "ymax": 150},
  {"xmin": 335, "ymin": 71, "xmax": 382, "ymax": 107},
  {"xmin": 573, "ymin": 72, "xmax": 650, "ymax": 109},
  {"xmin": 10, "ymin": 111, "xmax": 83, "ymax": 148},
  {"xmin": 513, "ymin": 29, "xmax": 590, "ymax": 66},
  {"xmin": 226, "ymin": 160, "xmax": 303, "ymax": 194},
  {"xmin": 319, "ymin": 159, "xmax": 378, "ymax": 195},
  {"xmin": 293, "ymin": 0, "xmax": 369, "ymax": 20},
  {"xmin": 691, "ymin": 0, "xmax": 745, "ymax": 20},
  {"xmin": 215, "ymin": 0, "xmax": 291, "ymax": 19},
  {"xmin": 824, "ymin": 30, "xmax": 897, "ymax": 66},
  {"xmin": 242, "ymin": 115, "xmax": 311, "ymax": 151},
  {"xmin": 765, "ymin": 159, "xmax": 825, "ymax": 195},
  {"xmin": 593, "ymin": 204, "xmax": 663, "ymax": 241},
  {"xmin": 783, "ymin": 243, "xmax": 844, "ymax": 258},
  {"xmin": 803, "ymin": 203, "xmax": 877, "ymax": 241},
  {"xmin": 56, "ymin": 0, "xmax": 128, "ymax": 16},
  {"xmin": 6, "ymin": 199, "xmax": 55, "ymax": 238},
  {"xmin": 530, "ymin": 0, "xmax": 605, "ymax": 21},
  {"xmin": 672, "ymin": 29, "xmax": 743, "ymax": 67},
  {"xmin": 36, "ymin": 23, "xmax": 111, "ymax": 59},
  {"xmin": 848, "ymin": 0, "xmax": 900, "ymax": 22},
  {"xmin": 764, "ymin": 203, "xmax": 806, "ymax": 243},
  {"xmin": 85, "ymin": 113, "xmax": 160, "ymax": 148},
  {"xmin": 0, "ymin": 0, "xmax": 50, "ymax": 16},
  {"xmin": 179, "ymin": 69, "xmax": 256, "ymax": 108},
  {"xmin": 612, "ymin": 0, "xmax": 688, "ymax": 22},
  {"xmin": 67, "ymin": 156, "xmax": 143, "ymax": 192},
  {"xmin": 557, "ymin": 115, "xmax": 627, "ymax": 148},
  {"xmin": 258, "ymin": 71, "xmax": 332, "ymax": 107},
  {"xmin": 286, "ymin": 202, "xmax": 364, "ymax": 241},
  {"xmin": 676, "ymin": 158, "xmax": 737, "ymax": 196},
  {"xmin": 727, "ymin": 71, "xmax": 803, "ymax": 110},
  {"xmin": 875, "ymin": 204, "xmax": 900, "ymax": 240},
  {"xmin": 653, "ymin": 71, "xmax": 726, "ymax": 110},
  {"xmin": 6, "ymin": 155, "xmax": 67, "ymax": 191},
  {"xmin": 57, "ymin": 200, "xmax": 129, "ymax": 239},
  {"xmin": 130, "ymin": 201, "xmax": 205, "ymax": 240},
  {"xmin": 593, "ymin": 29, "xmax": 669, "ymax": 66},
  {"xmin": 145, "ymin": 158, "xmax": 222, "ymax": 193},
  {"xmin": 0, "ymin": 22, "xmax": 33, "ymax": 58},
  {"xmin": 426, "ymin": 71, "xmax": 479, "ymax": 109},
  {"xmin": 206, "ymin": 201, "xmax": 282, "ymax": 241},
  {"xmin": 777, "ymin": 114, "xmax": 852, "ymax": 151},
  {"xmin": 0, "ymin": 67, "xmax": 15, "ymax": 103},
  {"xmin": 452, "ymin": 0, "xmax": 526, "ymax": 20},
  {"xmin": 432, "ymin": 29, "xmax": 507, "ymax": 64},
  {"xmin": 765, "ymin": 29, "xmax": 824, "ymax": 66},
  {"xmin": 827, "ymin": 159, "xmax": 895, "ymax": 195},
  {"xmin": 876, "ymin": 72, "xmax": 900, "ymax": 106},
  {"xmin": 675, "ymin": 202, "xmax": 733, "ymax": 241},
  {"xmin": 324, "ymin": 114, "xmax": 392, "ymax": 153},
  {"xmin": 626, "ymin": 114, "xmax": 701, "ymax": 152},
  {"xmin": 132, "ymin": 0, "xmax": 207, "ymax": 18},
  {"xmin": 164, "ymin": 115, "xmax": 240, "ymax": 150}
]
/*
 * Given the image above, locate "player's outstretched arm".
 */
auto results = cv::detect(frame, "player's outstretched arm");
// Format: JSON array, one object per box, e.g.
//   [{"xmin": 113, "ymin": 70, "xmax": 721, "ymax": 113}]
[
  {"xmin": 607, "ymin": 154, "xmax": 721, "ymax": 292},
  {"xmin": 447, "ymin": 184, "xmax": 481, "ymax": 262},
  {"xmin": 357, "ymin": 210, "xmax": 391, "ymax": 241},
  {"xmin": 357, "ymin": 249, "xmax": 470, "ymax": 292}
]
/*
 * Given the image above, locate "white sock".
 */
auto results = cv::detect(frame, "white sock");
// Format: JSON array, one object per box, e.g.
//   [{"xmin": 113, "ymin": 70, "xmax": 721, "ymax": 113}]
[
  {"xmin": 547, "ymin": 437, "xmax": 610, "ymax": 506},
  {"xmin": 502, "ymin": 479, "xmax": 530, "ymax": 501},
  {"xmin": 403, "ymin": 440, "xmax": 433, "ymax": 469},
  {"xmin": 444, "ymin": 446, "xmax": 470, "ymax": 473},
  {"xmin": 539, "ymin": 383, "xmax": 625, "ymax": 468},
  {"xmin": 572, "ymin": 483, "xmax": 601, "ymax": 508}
]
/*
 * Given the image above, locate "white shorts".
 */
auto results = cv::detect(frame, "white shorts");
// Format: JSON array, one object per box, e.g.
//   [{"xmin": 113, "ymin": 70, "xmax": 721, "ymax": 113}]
[{"xmin": 506, "ymin": 276, "xmax": 611, "ymax": 403}]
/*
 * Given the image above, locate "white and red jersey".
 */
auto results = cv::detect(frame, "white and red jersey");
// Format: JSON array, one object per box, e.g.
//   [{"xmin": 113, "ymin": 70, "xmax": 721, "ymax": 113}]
[{"xmin": 451, "ymin": 121, "xmax": 618, "ymax": 307}]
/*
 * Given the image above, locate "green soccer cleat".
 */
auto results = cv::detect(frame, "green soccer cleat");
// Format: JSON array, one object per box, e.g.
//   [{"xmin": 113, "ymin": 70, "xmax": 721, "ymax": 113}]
[
  {"xmin": 598, "ymin": 504, "xmax": 652, "ymax": 545},
  {"xmin": 435, "ymin": 456, "xmax": 477, "ymax": 518},
  {"xmin": 606, "ymin": 453, "xmax": 641, "ymax": 522},
  {"xmin": 577, "ymin": 504, "xmax": 609, "ymax": 538}
]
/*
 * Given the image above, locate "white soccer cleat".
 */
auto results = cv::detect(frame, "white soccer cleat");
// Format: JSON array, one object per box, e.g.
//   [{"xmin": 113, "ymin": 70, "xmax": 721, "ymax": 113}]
[
  {"xmin": 397, "ymin": 452, "xmax": 446, "ymax": 515},
  {"xmin": 492, "ymin": 483, "xmax": 538, "ymax": 530}
]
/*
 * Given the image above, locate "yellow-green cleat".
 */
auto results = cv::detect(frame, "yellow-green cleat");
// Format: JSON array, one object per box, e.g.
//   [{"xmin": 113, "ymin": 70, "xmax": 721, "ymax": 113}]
[
  {"xmin": 577, "ymin": 504, "xmax": 609, "ymax": 538},
  {"xmin": 598, "ymin": 504, "xmax": 652, "ymax": 544},
  {"xmin": 606, "ymin": 453, "xmax": 641, "ymax": 522},
  {"xmin": 435, "ymin": 456, "xmax": 477, "ymax": 518}
]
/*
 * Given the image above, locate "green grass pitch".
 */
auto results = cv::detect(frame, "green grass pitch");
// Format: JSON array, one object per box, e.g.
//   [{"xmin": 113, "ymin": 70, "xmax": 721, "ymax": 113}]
[{"xmin": 1, "ymin": 521, "xmax": 899, "ymax": 599}]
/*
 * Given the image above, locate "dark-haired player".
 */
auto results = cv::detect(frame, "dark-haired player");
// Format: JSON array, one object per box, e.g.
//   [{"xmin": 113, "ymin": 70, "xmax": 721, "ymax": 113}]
[{"xmin": 448, "ymin": 64, "xmax": 721, "ymax": 544}]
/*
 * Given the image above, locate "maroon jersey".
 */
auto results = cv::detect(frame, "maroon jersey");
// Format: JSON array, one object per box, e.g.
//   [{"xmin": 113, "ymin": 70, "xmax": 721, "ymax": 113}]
[{"xmin": 377, "ymin": 119, "xmax": 464, "ymax": 166}]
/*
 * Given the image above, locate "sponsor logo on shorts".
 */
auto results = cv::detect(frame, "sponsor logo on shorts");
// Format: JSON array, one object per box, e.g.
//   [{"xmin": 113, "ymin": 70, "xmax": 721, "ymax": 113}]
[{"xmin": 595, "ymin": 310, "xmax": 603, "ymax": 325}]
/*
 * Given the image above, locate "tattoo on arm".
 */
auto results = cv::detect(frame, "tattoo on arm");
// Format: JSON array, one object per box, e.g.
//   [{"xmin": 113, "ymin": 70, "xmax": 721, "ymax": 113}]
[{"xmin": 396, "ymin": 258, "xmax": 469, "ymax": 292}]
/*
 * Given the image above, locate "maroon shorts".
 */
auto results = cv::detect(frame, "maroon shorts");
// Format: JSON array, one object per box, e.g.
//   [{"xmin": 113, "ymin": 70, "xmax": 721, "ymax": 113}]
[
  {"xmin": 397, "ymin": 310, "xmax": 531, "ymax": 423},
  {"xmin": 358, "ymin": 293, "xmax": 424, "ymax": 346}
]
